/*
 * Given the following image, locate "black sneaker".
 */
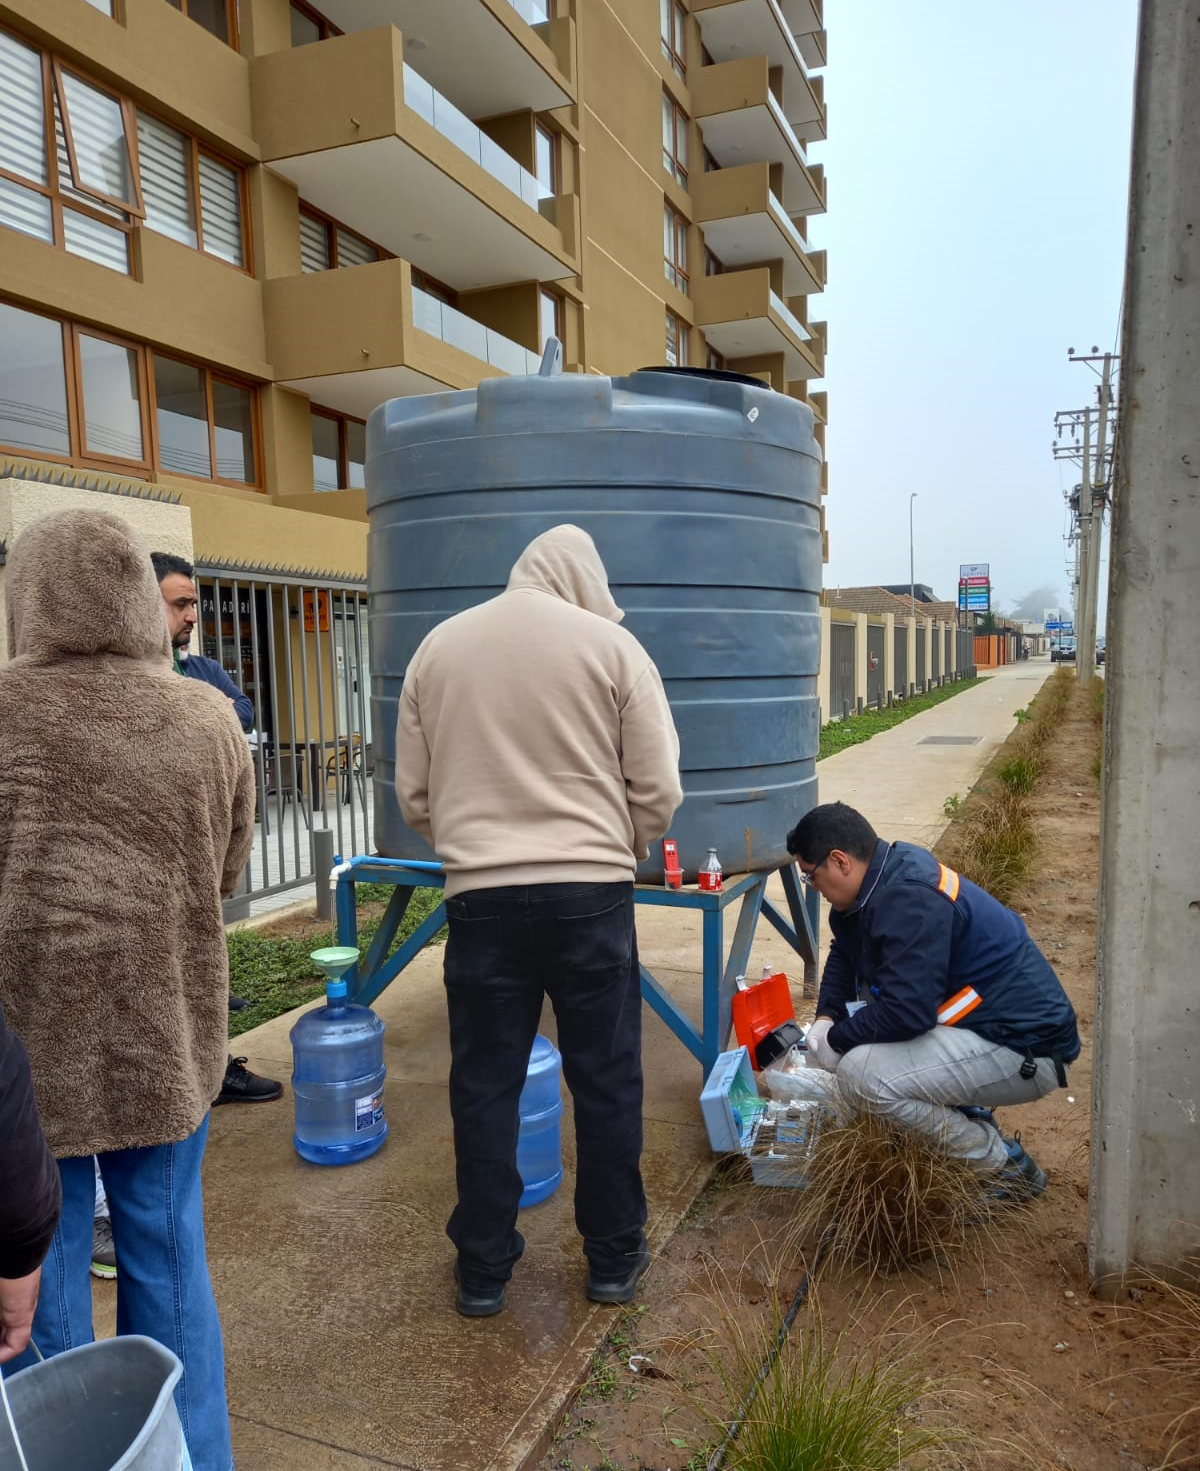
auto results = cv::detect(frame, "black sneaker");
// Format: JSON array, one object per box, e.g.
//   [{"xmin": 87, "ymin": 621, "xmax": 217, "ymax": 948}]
[
  {"xmin": 987, "ymin": 1137, "xmax": 1048, "ymax": 1202},
  {"xmin": 453, "ymin": 1264, "xmax": 506, "ymax": 1318},
  {"xmin": 90, "ymin": 1215, "xmax": 117, "ymax": 1280},
  {"xmin": 214, "ymin": 1055, "xmax": 284, "ymax": 1106},
  {"xmin": 956, "ymin": 1104, "xmax": 998, "ymax": 1130},
  {"xmin": 228, "ymin": 994, "xmax": 252, "ymax": 1013},
  {"xmin": 586, "ymin": 1247, "xmax": 651, "ymax": 1305}
]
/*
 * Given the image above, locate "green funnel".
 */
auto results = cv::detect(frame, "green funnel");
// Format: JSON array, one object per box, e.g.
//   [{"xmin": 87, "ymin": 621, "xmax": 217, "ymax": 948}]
[{"xmin": 309, "ymin": 946, "xmax": 360, "ymax": 982}]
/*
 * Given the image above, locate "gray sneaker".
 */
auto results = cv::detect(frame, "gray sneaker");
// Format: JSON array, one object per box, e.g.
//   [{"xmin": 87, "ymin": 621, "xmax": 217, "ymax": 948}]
[{"xmin": 91, "ymin": 1215, "xmax": 117, "ymax": 1280}]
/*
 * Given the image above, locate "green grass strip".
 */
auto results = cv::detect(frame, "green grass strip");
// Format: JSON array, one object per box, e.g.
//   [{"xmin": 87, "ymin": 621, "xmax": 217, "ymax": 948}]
[
  {"xmin": 227, "ymin": 886, "xmax": 444, "ymax": 1038},
  {"xmin": 818, "ymin": 677, "xmax": 988, "ymax": 761}
]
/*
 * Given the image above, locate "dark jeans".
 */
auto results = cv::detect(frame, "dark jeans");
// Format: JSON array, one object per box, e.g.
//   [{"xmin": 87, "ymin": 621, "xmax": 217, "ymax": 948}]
[{"xmin": 443, "ymin": 881, "xmax": 647, "ymax": 1290}]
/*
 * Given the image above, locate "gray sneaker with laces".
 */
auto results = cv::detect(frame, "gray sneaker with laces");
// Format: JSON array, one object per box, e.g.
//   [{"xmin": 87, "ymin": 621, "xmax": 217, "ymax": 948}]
[{"xmin": 91, "ymin": 1215, "xmax": 117, "ymax": 1279}]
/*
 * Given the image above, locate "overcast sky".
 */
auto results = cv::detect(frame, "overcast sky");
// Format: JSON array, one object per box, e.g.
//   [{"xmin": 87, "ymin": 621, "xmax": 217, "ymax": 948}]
[{"xmin": 810, "ymin": 0, "xmax": 1137, "ymax": 620}]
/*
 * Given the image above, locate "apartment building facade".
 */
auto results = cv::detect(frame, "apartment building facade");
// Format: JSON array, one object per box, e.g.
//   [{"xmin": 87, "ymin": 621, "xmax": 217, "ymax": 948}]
[{"xmin": 0, "ymin": 0, "xmax": 826, "ymax": 848}]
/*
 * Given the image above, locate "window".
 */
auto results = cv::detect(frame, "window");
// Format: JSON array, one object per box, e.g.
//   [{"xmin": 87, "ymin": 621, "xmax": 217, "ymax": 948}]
[
  {"xmin": 661, "ymin": 92, "xmax": 688, "ymax": 187},
  {"xmin": 83, "ymin": 0, "xmax": 117, "ymax": 12},
  {"xmin": 535, "ymin": 123, "xmax": 558, "ymax": 195},
  {"xmin": 660, "ymin": 0, "xmax": 687, "ymax": 78},
  {"xmin": 0, "ymin": 297, "xmax": 259, "ymax": 483},
  {"xmin": 706, "ymin": 344, "xmax": 726, "ymax": 371},
  {"xmin": 290, "ymin": 0, "xmax": 341, "ymax": 45},
  {"xmin": 539, "ymin": 287, "xmax": 564, "ymax": 351},
  {"xmin": 0, "ymin": 29, "xmax": 247, "ymax": 273},
  {"xmin": 665, "ymin": 310, "xmax": 688, "ymax": 368},
  {"xmin": 299, "ymin": 205, "xmax": 385, "ymax": 272},
  {"xmin": 163, "ymin": 0, "xmax": 239, "ymax": 49},
  {"xmin": 310, "ymin": 407, "xmax": 366, "ymax": 491},
  {"xmin": 704, "ymin": 246, "xmax": 724, "ymax": 277},
  {"xmin": 0, "ymin": 31, "xmax": 140, "ymax": 274},
  {"xmin": 664, "ymin": 203, "xmax": 688, "ymax": 294},
  {"xmin": 137, "ymin": 111, "xmax": 246, "ymax": 266}
]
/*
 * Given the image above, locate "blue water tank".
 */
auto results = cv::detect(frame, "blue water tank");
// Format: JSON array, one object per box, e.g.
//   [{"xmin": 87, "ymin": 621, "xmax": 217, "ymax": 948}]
[
  {"xmin": 366, "ymin": 367, "xmax": 822, "ymax": 880},
  {"xmin": 518, "ymin": 1034, "xmax": 563, "ymax": 1208},
  {"xmin": 290, "ymin": 981, "xmax": 388, "ymax": 1165}
]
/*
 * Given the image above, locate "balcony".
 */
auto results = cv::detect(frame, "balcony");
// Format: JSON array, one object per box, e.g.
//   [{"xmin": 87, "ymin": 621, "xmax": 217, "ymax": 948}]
[
  {"xmin": 264, "ymin": 257, "xmax": 543, "ymax": 420},
  {"xmin": 311, "ymin": 0, "xmax": 573, "ymax": 116},
  {"xmin": 777, "ymin": 0, "xmax": 822, "ymax": 38},
  {"xmin": 692, "ymin": 57, "xmax": 826, "ymax": 215},
  {"xmin": 693, "ymin": 162, "xmax": 825, "ymax": 296},
  {"xmin": 797, "ymin": 29, "xmax": 826, "ymax": 70},
  {"xmin": 692, "ymin": 0, "xmax": 826, "ymax": 140},
  {"xmin": 694, "ymin": 266, "xmax": 823, "ymax": 380},
  {"xmin": 251, "ymin": 27, "xmax": 576, "ymax": 291}
]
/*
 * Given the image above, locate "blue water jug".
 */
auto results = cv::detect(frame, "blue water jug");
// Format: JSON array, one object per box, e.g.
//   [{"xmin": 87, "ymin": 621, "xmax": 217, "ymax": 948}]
[
  {"xmin": 518, "ymin": 1034, "xmax": 563, "ymax": 1207},
  {"xmin": 290, "ymin": 977, "xmax": 388, "ymax": 1165}
]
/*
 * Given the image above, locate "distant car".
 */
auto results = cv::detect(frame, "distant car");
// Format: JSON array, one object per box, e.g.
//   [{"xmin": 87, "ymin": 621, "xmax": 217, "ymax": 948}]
[
  {"xmin": 1052, "ymin": 636, "xmax": 1077, "ymax": 663},
  {"xmin": 1095, "ymin": 637, "xmax": 1106, "ymax": 665}
]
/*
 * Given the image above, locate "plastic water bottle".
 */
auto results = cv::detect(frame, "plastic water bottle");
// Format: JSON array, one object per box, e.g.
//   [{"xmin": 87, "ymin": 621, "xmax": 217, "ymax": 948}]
[
  {"xmin": 517, "ymin": 1035, "xmax": 563, "ymax": 1207},
  {"xmin": 290, "ymin": 978, "xmax": 388, "ymax": 1165},
  {"xmin": 698, "ymin": 847, "xmax": 723, "ymax": 892}
]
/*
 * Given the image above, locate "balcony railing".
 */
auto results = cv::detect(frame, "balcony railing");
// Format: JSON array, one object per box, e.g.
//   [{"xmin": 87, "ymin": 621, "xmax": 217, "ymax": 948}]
[
  {"xmin": 504, "ymin": 0, "xmax": 550, "ymax": 23},
  {"xmin": 770, "ymin": 290, "xmax": 810, "ymax": 342},
  {"xmin": 404, "ymin": 65, "xmax": 551, "ymax": 211},
  {"xmin": 412, "ymin": 287, "xmax": 541, "ymax": 374}
]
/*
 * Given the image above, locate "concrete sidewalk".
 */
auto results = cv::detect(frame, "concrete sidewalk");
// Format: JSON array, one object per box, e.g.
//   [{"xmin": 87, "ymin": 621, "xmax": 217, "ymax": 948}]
[{"xmin": 160, "ymin": 660, "xmax": 1051, "ymax": 1470}]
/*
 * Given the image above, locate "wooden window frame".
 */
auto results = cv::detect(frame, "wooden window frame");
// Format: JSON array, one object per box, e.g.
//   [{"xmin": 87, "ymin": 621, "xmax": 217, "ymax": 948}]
[
  {"xmin": 310, "ymin": 404, "xmax": 366, "ymax": 490},
  {"xmin": 539, "ymin": 286, "xmax": 564, "ymax": 349},
  {"xmin": 662, "ymin": 92, "xmax": 688, "ymax": 187},
  {"xmin": 661, "ymin": 0, "xmax": 687, "ymax": 79},
  {"xmin": 52, "ymin": 58, "xmax": 145, "ymax": 218},
  {"xmin": 169, "ymin": 0, "xmax": 241, "ymax": 53},
  {"xmin": 298, "ymin": 202, "xmax": 390, "ymax": 270},
  {"xmin": 0, "ymin": 296, "xmax": 263, "ymax": 488},
  {"xmin": 290, "ymin": 0, "xmax": 342, "ymax": 42},
  {"xmin": 665, "ymin": 309, "xmax": 689, "ymax": 368},
  {"xmin": 705, "ymin": 344, "xmax": 726, "ymax": 371},
  {"xmin": 137, "ymin": 103, "xmax": 251, "ymax": 273},
  {"xmin": 534, "ymin": 121, "xmax": 559, "ymax": 195},
  {"xmin": 664, "ymin": 202, "xmax": 689, "ymax": 294}
]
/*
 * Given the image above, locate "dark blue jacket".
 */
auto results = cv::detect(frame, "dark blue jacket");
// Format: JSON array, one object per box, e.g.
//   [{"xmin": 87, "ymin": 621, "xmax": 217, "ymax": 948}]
[
  {"xmin": 181, "ymin": 654, "xmax": 254, "ymax": 732},
  {"xmin": 819, "ymin": 840, "xmax": 1080, "ymax": 1063}
]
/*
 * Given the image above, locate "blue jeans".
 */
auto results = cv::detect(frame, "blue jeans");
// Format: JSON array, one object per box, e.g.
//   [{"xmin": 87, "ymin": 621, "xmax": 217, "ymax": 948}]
[
  {"xmin": 443, "ymin": 881, "xmax": 647, "ymax": 1291},
  {"xmin": 3, "ymin": 1117, "xmax": 232, "ymax": 1471}
]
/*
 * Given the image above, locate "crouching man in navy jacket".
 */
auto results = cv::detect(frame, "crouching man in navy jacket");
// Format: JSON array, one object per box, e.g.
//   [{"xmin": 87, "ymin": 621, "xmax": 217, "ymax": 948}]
[{"xmin": 786, "ymin": 802, "xmax": 1079, "ymax": 1200}]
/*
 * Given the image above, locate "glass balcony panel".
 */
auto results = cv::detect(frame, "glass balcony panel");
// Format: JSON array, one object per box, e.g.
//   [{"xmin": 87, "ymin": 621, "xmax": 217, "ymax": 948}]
[
  {"xmin": 413, "ymin": 287, "xmax": 539, "ymax": 374},
  {"xmin": 769, "ymin": 289, "xmax": 810, "ymax": 340}
]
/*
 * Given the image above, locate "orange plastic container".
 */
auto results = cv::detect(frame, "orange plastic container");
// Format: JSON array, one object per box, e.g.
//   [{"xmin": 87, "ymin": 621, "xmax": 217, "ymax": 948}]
[{"xmin": 731, "ymin": 973, "xmax": 795, "ymax": 1069}]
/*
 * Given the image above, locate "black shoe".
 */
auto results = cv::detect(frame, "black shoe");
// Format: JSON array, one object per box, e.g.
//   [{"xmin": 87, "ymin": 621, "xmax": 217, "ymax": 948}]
[
  {"xmin": 956, "ymin": 1104, "xmax": 998, "ymax": 1129},
  {"xmin": 586, "ymin": 1247, "xmax": 651, "ymax": 1305},
  {"xmin": 453, "ymin": 1264, "xmax": 506, "ymax": 1318},
  {"xmin": 228, "ymin": 994, "xmax": 252, "ymax": 1012},
  {"xmin": 214, "ymin": 1055, "xmax": 284, "ymax": 1106}
]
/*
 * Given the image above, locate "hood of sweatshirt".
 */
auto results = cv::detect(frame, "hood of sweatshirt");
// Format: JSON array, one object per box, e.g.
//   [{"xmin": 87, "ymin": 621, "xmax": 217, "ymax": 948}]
[
  {"xmin": 505, "ymin": 524, "xmax": 624, "ymax": 624},
  {"xmin": 5, "ymin": 508, "xmax": 171, "ymax": 664}
]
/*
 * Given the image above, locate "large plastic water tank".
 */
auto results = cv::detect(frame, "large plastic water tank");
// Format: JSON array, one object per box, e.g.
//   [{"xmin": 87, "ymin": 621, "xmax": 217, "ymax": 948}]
[{"xmin": 366, "ymin": 367, "xmax": 822, "ymax": 881}]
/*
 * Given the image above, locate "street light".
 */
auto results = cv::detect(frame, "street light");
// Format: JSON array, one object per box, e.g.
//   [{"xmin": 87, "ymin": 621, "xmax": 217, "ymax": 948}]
[{"xmin": 909, "ymin": 492, "xmax": 918, "ymax": 619}]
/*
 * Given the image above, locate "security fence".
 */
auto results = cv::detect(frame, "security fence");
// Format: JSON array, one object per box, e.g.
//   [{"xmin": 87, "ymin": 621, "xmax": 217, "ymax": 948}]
[
  {"xmin": 193, "ymin": 563, "xmax": 372, "ymax": 917},
  {"xmin": 822, "ymin": 611, "xmax": 979, "ymax": 724},
  {"xmin": 830, "ymin": 621, "xmax": 857, "ymax": 720}
]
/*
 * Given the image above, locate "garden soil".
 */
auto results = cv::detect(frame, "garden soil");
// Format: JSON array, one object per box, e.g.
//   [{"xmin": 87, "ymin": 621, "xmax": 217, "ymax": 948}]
[{"xmin": 534, "ymin": 682, "xmax": 1196, "ymax": 1471}]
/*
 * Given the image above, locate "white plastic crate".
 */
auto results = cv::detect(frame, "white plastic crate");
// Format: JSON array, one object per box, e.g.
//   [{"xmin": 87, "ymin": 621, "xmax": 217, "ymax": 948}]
[{"xmin": 700, "ymin": 1047, "xmax": 824, "ymax": 1189}]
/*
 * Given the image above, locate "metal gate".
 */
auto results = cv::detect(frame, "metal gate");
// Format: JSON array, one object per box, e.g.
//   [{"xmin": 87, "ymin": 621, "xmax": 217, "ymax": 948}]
[
  {"xmin": 893, "ymin": 623, "xmax": 908, "ymax": 694},
  {"xmin": 931, "ymin": 625, "xmax": 942, "ymax": 683},
  {"xmin": 957, "ymin": 628, "xmax": 975, "ymax": 678},
  {"xmin": 944, "ymin": 627, "xmax": 953, "ymax": 679},
  {"xmin": 866, "ymin": 622, "xmax": 885, "ymax": 708},
  {"xmin": 915, "ymin": 629, "xmax": 927, "ymax": 690},
  {"xmin": 194, "ymin": 562, "xmax": 372, "ymax": 916},
  {"xmin": 830, "ymin": 621, "xmax": 856, "ymax": 719}
]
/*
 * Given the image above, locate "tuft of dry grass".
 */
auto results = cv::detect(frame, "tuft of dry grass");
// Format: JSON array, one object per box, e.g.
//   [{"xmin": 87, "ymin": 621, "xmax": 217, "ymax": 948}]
[
  {"xmin": 949, "ymin": 789, "xmax": 1036, "ymax": 904},
  {"xmin": 780, "ymin": 1108, "xmax": 1020, "ymax": 1280},
  {"xmin": 1115, "ymin": 1255, "xmax": 1200, "ymax": 1469}
]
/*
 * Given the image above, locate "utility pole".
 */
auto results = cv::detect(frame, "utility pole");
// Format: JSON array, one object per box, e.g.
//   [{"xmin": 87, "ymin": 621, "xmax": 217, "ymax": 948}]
[
  {"xmin": 1076, "ymin": 407, "xmax": 1095, "ymax": 683},
  {"xmin": 908, "ymin": 492, "xmax": 917, "ymax": 619}
]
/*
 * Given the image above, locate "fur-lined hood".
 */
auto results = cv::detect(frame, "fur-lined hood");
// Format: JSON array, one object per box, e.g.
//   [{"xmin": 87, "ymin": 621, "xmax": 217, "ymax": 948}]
[{"xmin": 5, "ymin": 508, "xmax": 170, "ymax": 665}]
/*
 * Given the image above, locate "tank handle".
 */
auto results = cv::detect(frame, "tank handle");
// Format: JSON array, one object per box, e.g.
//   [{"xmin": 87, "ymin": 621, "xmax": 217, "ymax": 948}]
[{"xmin": 538, "ymin": 336, "xmax": 564, "ymax": 377}]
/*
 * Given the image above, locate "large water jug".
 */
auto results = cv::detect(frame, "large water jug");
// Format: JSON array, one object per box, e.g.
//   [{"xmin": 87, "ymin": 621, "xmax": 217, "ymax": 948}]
[
  {"xmin": 518, "ymin": 1034, "xmax": 563, "ymax": 1207},
  {"xmin": 290, "ymin": 958, "xmax": 388, "ymax": 1166},
  {"xmin": 0, "ymin": 1336, "xmax": 183, "ymax": 1471}
]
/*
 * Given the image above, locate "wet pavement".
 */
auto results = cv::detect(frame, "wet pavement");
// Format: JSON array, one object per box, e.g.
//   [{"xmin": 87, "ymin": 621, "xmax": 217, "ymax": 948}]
[{"xmin": 95, "ymin": 661, "xmax": 1049, "ymax": 1469}]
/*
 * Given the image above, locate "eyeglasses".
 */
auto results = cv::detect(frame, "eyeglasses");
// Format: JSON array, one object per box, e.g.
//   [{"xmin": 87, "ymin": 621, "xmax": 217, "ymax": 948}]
[{"xmin": 797, "ymin": 854, "xmax": 829, "ymax": 885}]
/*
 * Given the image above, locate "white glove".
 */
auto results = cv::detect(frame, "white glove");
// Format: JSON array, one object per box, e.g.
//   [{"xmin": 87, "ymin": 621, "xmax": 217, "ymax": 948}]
[{"xmin": 805, "ymin": 1017, "xmax": 841, "ymax": 1073}]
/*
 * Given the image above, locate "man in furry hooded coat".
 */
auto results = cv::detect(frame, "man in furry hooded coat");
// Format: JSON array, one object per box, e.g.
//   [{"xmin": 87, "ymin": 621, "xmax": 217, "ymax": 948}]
[{"xmin": 0, "ymin": 508, "xmax": 255, "ymax": 1471}]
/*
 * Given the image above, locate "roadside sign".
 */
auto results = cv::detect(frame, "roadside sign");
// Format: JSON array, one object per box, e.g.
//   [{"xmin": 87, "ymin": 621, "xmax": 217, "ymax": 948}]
[{"xmin": 959, "ymin": 562, "xmax": 989, "ymax": 579}]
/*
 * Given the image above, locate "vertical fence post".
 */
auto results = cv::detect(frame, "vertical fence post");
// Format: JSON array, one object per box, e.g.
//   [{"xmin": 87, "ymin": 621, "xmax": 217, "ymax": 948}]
[{"xmin": 313, "ymin": 828, "xmax": 336, "ymax": 922}]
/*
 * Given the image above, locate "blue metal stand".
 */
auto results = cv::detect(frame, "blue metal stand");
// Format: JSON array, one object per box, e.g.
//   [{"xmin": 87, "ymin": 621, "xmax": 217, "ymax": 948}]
[{"xmin": 332, "ymin": 856, "xmax": 820, "ymax": 1073}]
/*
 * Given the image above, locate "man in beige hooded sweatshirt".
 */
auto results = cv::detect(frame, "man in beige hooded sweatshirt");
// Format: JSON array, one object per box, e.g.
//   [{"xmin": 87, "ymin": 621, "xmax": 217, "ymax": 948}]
[{"xmin": 395, "ymin": 525, "xmax": 682, "ymax": 1317}]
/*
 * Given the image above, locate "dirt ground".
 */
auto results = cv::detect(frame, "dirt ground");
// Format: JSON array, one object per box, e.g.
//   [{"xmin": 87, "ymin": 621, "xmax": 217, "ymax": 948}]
[{"xmin": 534, "ymin": 679, "xmax": 1198, "ymax": 1471}]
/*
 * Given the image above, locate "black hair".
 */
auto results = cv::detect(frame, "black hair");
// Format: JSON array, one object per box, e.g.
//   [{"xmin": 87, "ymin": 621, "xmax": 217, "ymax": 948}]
[
  {"xmin": 786, "ymin": 802, "xmax": 878, "ymax": 865},
  {"xmin": 151, "ymin": 551, "xmax": 194, "ymax": 583}
]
